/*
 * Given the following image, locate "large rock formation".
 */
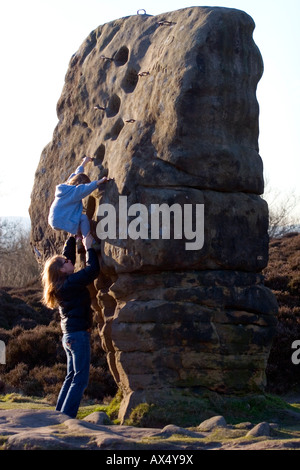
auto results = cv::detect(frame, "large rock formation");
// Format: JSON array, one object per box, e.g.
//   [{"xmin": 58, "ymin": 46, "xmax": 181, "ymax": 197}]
[{"xmin": 30, "ymin": 7, "xmax": 278, "ymax": 422}]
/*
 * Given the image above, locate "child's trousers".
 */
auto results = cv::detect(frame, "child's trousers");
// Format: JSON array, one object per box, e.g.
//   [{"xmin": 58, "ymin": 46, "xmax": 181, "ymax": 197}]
[{"xmin": 79, "ymin": 213, "xmax": 90, "ymax": 237}]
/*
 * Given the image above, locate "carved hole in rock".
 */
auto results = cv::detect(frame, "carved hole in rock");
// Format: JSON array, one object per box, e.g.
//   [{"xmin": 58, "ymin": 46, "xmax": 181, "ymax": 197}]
[
  {"xmin": 106, "ymin": 94, "xmax": 121, "ymax": 117},
  {"xmin": 72, "ymin": 116, "xmax": 89, "ymax": 129},
  {"xmin": 114, "ymin": 46, "xmax": 129, "ymax": 66},
  {"xmin": 72, "ymin": 115, "xmax": 81, "ymax": 126},
  {"xmin": 104, "ymin": 118, "xmax": 124, "ymax": 140},
  {"xmin": 94, "ymin": 144, "xmax": 105, "ymax": 165},
  {"xmin": 121, "ymin": 67, "xmax": 139, "ymax": 93}
]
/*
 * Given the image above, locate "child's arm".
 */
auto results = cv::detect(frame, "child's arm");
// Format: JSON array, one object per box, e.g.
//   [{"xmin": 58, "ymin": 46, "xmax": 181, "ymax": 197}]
[
  {"xmin": 97, "ymin": 176, "xmax": 110, "ymax": 186},
  {"xmin": 68, "ymin": 177, "xmax": 111, "ymax": 202},
  {"xmin": 68, "ymin": 181, "xmax": 99, "ymax": 202},
  {"xmin": 67, "ymin": 156, "xmax": 93, "ymax": 181},
  {"xmin": 81, "ymin": 156, "xmax": 93, "ymax": 168}
]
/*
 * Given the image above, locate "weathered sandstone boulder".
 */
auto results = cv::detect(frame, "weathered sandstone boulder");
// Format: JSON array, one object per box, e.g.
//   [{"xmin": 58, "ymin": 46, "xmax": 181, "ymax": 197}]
[{"xmin": 29, "ymin": 7, "xmax": 278, "ymax": 422}]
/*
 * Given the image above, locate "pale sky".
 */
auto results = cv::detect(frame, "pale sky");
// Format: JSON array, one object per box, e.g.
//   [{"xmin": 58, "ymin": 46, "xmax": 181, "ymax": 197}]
[{"xmin": 0, "ymin": 0, "xmax": 299, "ymax": 220}]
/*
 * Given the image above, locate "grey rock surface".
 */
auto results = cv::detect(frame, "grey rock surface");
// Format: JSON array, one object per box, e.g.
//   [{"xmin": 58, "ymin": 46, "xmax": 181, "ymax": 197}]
[{"xmin": 29, "ymin": 7, "xmax": 278, "ymax": 422}]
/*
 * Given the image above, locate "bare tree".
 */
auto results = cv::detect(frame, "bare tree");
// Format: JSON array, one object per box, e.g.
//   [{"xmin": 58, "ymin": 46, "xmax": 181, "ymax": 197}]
[
  {"xmin": 263, "ymin": 179, "xmax": 299, "ymax": 238},
  {"xmin": 0, "ymin": 218, "xmax": 40, "ymax": 287}
]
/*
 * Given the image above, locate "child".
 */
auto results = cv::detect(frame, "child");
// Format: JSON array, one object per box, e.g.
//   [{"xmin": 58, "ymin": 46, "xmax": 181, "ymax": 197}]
[{"xmin": 48, "ymin": 156, "xmax": 108, "ymax": 240}]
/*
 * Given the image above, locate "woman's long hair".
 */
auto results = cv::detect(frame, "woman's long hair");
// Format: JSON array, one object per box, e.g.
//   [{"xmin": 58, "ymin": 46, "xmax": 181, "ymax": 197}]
[{"xmin": 42, "ymin": 256, "xmax": 67, "ymax": 309}]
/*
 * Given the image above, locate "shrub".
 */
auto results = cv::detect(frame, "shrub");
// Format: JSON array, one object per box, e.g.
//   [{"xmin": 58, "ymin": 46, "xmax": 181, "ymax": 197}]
[
  {"xmin": 0, "ymin": 321, "xmax": 117, "ymax": 401},
  {"xmin": 264, "ymin": 233, "xmax": 300, "ymax": 394},
  {"xmin": 0, "ymin": 218, "xmax": 40, "ymax": 288},
  {"xmin": 27, "ymin": 364, "xmax": 67, "ymax": 397},
  {"xmin": 86, "ymin": 365, "xmax": 116, "ymax": 400},
  {"xmin": 5, "ymin": 324, "xmax": 62, "ymax": 370},
  {"xmin": 3, "ymin": 363, "xmax": 29, "ymax": 390}
]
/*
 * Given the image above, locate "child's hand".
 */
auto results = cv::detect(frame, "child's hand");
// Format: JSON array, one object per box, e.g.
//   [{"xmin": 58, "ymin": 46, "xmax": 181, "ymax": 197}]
[
  {"xmin": 97, "ymin": 176, "xmax": 113, "ymax": 185},
  {"xmin": 82, "ymin": 155, "xmax": 93, "ymax": 165}
]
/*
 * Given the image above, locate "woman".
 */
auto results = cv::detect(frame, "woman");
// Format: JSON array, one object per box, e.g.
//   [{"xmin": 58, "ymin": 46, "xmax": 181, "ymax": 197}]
[{"xmin": 42, "ymin": 233, "xmax": 100, "ymax": 418}]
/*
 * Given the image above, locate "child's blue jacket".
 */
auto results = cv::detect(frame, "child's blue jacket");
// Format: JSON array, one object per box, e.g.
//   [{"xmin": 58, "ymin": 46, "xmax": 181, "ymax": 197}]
[{"xmin": 48, "ymin": 164, "xmax": 98, "ymax": 235}]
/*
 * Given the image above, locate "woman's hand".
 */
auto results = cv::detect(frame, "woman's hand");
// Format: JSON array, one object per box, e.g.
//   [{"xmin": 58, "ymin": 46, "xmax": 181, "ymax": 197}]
[{"xmin": 83, "ymin": 233, "xmax": 94, "ymax": 250}]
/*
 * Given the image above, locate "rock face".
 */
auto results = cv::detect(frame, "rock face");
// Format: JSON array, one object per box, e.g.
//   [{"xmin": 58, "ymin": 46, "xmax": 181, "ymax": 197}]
[{"xmin": 29, "ymin": 7, "xmax": 278, "ymax": 422}]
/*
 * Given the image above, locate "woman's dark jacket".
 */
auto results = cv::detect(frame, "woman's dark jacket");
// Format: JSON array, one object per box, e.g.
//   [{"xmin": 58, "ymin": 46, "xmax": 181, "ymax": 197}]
[{"xmin": 56, "ymin": 237, "xmax": 100, "ymax": 334}]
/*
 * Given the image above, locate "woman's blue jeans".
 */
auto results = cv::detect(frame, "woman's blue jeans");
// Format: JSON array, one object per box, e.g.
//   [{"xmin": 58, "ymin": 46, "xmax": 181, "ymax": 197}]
[{"xmin": 56, "ymin": 330, "xmax": 90, "ymax": 418}]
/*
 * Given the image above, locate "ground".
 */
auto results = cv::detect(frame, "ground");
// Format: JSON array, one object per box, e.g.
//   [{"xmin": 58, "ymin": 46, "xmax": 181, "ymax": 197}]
[{"xmin": 1, "ymin": 393, "xmax": 300, "ymax": 451}]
